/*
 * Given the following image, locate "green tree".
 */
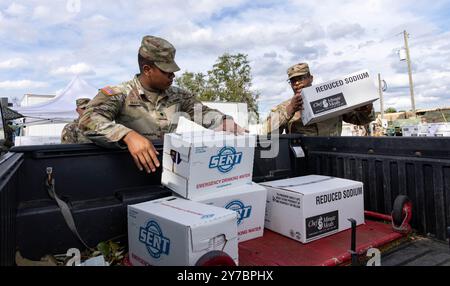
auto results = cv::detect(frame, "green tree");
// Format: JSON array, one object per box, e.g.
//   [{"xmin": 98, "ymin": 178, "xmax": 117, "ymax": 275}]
[
  {"xmin": 175, "ymin": 53, "xmax": 260, "ymax": 121},
  {"xmin": 385, "ymin": 107, "xmax": 397, "ymax": 113},
  {"xmin": 174, "ymin": 72, "xmax": 207, "ymax": 98}
]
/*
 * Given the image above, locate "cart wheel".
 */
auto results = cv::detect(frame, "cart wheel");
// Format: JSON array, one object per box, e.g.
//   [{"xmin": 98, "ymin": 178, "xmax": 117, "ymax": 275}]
[
  {"xmin": 195, "ymin": 251, "xmax": 236, "ymax": 266},
  {"xmin": 392, "ymin": 195, "xmax": 412, "ymax": 228}
]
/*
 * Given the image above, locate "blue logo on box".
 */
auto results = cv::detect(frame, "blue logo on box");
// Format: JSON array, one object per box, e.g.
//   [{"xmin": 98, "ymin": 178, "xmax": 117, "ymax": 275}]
[
  {"xmin": 139, "ymin": 220, "xmax": 170, "ymax": 259},
  {"xmin": 209, "ymin": 147, "xmax": 243, "ymax": 173},
  {"xmin": 225, "ymin": 200, "xmax": 252, "ymax": 225}
]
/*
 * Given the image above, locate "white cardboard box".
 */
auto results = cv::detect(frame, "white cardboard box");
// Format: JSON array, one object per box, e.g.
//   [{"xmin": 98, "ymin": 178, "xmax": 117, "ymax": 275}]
[
  {"xmin": 435, "ymin": 123, "xmax": 450, "ymax": 137},
  {"xmin": 402, "ymin": 125, "xmax": 419, "ymax": 137},
  {"xmin": 301, "ymin": 70, "xmax": 379, "ymax": 125},
  {"xmin": 162, "ymin": 132, "xmax": 256, "ymax": 199},
  {"xmin": 128, "ymin": 196, "xmax": 238, "ymax": 266},
  {"xmin": 261, "ymin": 175, "xmax": 364, "ymax": 243},
  {"xmin": 191, "ymin": 182, "xmax": 267, "ymax": 242}
]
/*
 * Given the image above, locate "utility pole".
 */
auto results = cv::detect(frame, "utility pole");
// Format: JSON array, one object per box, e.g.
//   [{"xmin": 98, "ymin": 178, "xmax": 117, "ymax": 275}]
[
  {"xmin": 403, "ymin": 30, "xmax": 416, "ymax": 117},
  {"xmin": 378, "ymin": 73, "xmax": 384, "ymax": 119}
]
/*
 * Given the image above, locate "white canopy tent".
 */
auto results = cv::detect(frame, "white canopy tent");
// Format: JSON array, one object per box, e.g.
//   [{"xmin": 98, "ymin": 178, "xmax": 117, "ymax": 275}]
[{"xmin": 14, "ymin": 76, "xmax": 98, "ymax": 125}]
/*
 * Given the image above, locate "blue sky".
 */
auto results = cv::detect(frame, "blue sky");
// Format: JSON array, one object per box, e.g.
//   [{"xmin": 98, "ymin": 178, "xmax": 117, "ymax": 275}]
[{"xmin": 1, "ymin": 0, "xmax": 449, "ymax": 119}]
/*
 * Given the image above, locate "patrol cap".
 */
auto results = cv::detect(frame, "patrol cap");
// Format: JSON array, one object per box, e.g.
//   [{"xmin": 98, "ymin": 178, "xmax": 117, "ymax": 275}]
[
  {"xmin": 287, "ymin": 63, "xmax": 310, "ymax": 79},
  {"xmin": 76, "ymin": 98, "xmax": 91, "ymax": 109},
  {"xmin": 139, "ymin": 35, "xmax": 180, "ymax": 73}
]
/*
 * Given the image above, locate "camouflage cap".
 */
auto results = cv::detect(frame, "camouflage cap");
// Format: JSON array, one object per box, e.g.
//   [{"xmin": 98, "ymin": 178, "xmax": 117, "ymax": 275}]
[
  {"xmin": 76, "ymin": 98, "xmax": 91, "ymax": 109},
  {"xmin": 287, "ymin": 63, "xmax": 310, "ymax": 79},
  {"xmin": 139, "ymin": 35, "xmax": 180, "ymax": 73}
]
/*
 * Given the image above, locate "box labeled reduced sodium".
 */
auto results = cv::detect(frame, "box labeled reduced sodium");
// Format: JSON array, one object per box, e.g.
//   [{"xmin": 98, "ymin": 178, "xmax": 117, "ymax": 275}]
[
  {"xmin": 191, "ymin": 182, "xmax": 267, "ymax": 242},
  {"xmin": 162, "ymin": 131, "xmax": 256, "ymax": 199},
  {"xmin": 128, "ymin": 196, "xmax": 238, "ymax": 266},
  {"xmin": 301, "ymin": 70, "xmax": 378, "ymax": 125},
  {"xmin": 261, "ymin": 175, "xmax": 364, "ymax": 243}
]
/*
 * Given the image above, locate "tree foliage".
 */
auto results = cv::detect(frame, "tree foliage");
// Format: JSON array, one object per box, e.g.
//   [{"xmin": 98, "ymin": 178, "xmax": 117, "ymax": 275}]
[
  {"xmin": 175, "ymin": 53, "xmax": 259, "ymax": 121},
  {"xmin": 385, "ymin": 107, "xmax": 397, "ymax": 113}
]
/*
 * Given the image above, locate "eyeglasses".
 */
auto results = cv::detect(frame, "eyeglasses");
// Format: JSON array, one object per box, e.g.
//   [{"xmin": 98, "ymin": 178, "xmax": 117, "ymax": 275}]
[{"xmin": 288, "ymin": 74, "xmax": 311, "ymax": 85}]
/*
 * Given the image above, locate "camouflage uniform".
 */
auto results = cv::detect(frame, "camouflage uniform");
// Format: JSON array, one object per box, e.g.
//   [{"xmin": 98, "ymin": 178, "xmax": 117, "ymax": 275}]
[
  {"xmin": 79, "ymin": 36, "xmax": 224, "ymax": 148},
  {"xmin": 265, "ymin": 63, "xmax": 374, "ymax": 136},
  {"xmin": 61, "ymin": 98, "xmax": 92, "ymax": 144}
]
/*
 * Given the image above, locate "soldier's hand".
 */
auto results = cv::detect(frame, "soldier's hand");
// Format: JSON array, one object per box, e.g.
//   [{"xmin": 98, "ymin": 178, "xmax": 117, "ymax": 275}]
[
  {"xmin": 286, "ymin": 92, "xmax": 303, "ymax": 118},
  {"xmin": 215, "ymin": 118, "xmax": 248, "ymax": 135},
  {"xmin": 123, "ymin": 131, "xmax": 160, "ymax": 173}
]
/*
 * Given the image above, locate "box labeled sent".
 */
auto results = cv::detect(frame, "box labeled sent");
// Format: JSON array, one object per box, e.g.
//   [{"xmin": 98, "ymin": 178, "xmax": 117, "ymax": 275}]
[
  {"xmin": 162, "ymin": 132, "xmax": 256, "ymax": 199},
  {"xmin": 128, "ymin": 196, "xmax": 238, "ymax": 266},
  {"xmin": 191, "ymin": 182, "xmax": 267, "ymax": 242}
]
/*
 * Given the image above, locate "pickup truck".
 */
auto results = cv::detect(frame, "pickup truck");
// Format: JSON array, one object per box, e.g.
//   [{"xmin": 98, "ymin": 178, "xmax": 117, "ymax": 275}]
[{"xmin": 1, "ymin": 135, "xmax": 449, "ymax": 266}]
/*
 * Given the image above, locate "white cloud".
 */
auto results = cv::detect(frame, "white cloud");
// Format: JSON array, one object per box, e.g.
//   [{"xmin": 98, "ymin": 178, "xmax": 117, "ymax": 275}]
[
  {"xmin": 0, "ymin": 58, "xmax": 28, "ymax": 69},
  {"xmin": 51, "ymin": 63, "xmax": 96, "ymax": 76},
  {"xmin": 5, "ymin": 2, "xmax": 27, "ymax": 17},
  {"xmin": 0, "ymin": 80, "xmax": 48, "ymax": 89},
  {"xmin": 327, "ymin": 23, "xmax": 366, "ymax": 39},
  {"xmin": 0, "ymin": 0, "xmax": 449, "ymax": 115},
  {"xmin": 32, "ymin": 6, "xmax": 51, "ymax": 20}
]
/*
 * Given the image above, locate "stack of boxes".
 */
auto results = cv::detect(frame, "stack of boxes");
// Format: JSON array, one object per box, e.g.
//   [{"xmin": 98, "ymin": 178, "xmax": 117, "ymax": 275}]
[
  {"xmin": 161, "ymin": 130, "xmax": 267, "ymax": 243},
  {"xmin": 127, "ymin": 66, "xmax": 376, "ymax": 266},
  {"xmin": 128, "ymin": 123, "xmax": 266, "ymax": 266},
  {"xmin": 402, "ymin": 123, "xmax": 450, "ymax": 137}
]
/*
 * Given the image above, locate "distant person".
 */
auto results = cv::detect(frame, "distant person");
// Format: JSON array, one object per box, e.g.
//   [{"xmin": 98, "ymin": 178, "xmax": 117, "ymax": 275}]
[
  {"xmin": 61, "ymin": 98, "xmax": 92, "ymax": 144},
  {"xmin": 265, "ymin": 62, "xmax": 375, "ymax": 136},
  {"xmin": 79, "ymin": 35, "xmax": 244, "ymax": 173}
]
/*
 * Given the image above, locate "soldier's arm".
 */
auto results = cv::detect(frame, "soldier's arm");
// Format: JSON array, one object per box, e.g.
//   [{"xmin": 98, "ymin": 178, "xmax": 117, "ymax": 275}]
[
  {"xmin": 79, "ymin": 90, "xmax": 132, "ymax": 149},
  {"xmin": 61, "ymin": 123, "xmax": 76, "ymax": 144},
  {"xmin": 264, "ymin": 105, "xmax": 292, "ymax": 135},
  {"xmin": 342, "ymin": 104, "xmax": 375, "ymax": 126}
]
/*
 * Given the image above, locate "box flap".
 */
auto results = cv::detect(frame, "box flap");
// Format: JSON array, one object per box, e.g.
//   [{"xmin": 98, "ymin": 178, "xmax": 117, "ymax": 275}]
[
  {"xmin": 176, "ymin": 116, "xmax": 211, "ymax": 134},
  {"xmin": 190, "ymin": 214, "xmax": 237, "ymax": 252}
]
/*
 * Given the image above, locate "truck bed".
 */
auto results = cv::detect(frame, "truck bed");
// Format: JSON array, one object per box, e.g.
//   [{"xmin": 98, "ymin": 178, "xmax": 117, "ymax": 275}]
[
  {"xmin": 239, "ymin": 219, "xmax": 406, "ymax": 266},
  {"xmin": 1, "ymin": 135, "xmax": 450, "ymax": 266},
  {"xmin": 382, "ymin": 237, "xmax": 450, "ymax": 266}
]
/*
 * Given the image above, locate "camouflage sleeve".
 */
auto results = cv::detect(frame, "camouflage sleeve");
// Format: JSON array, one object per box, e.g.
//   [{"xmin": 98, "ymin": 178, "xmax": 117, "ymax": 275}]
[
  {"xmin": 61, "ymin": 124, "xmax": 76, "ymax": 144},
  {"xmin": 342, "ymin": 104, "xmax": 376, "ymax": 126},
  {"xmin": 79, "ymin": 91, "xmax": 132, "ymax": 149},
  {"xmin": 263, "ymin": 102, "xmax": 292, "ymax": 135},
  {"xmin": 178, "ymin": 89, "xmax": 225, "ymax": 129}
]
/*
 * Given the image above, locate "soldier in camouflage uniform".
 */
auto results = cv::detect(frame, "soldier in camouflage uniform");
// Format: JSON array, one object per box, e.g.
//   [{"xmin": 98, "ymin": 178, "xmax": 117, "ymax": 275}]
[
  {"xmin": 265, "ymin": 63, "xmax": 375, "ymax": 136},
  {"xmin": 80, "ymin": 35, "xmax": 244, "ymax": 173},
  {"xmin": 61, "ymin": 98, "xmax": 92, "ymax": 144}
]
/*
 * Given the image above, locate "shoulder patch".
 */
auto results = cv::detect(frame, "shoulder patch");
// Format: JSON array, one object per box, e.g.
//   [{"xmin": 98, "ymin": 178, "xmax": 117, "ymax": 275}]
[{"xmin": 100, "ymin": 86, "xmax": 122, "ymax": 96}]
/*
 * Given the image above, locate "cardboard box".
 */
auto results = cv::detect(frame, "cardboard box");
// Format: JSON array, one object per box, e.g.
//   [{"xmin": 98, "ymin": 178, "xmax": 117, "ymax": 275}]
[
  {"xmin": 128, "ymin": 196, "xmax": 238, "ymax": 266},
  {"xmin": 162, "ymin": 132, "xmax": 256, "ymax": 199},
  {"xmin": 402, "ymin": 125, "xmax": 419, "ymax": 137},
  {"xmin": 191, "ymin": 182, "xmax": 267, "ymax": 242},
  {"xmin": 301, "ymin": 70, "xmax": 379, "ymax": 125},
  {"xmin": 261, "ymin": 175, "xmax": 364, "ymax": 243},
  {"xmin": 435, "ymin": 123, "xmax": 450, "ymax": 137}
]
